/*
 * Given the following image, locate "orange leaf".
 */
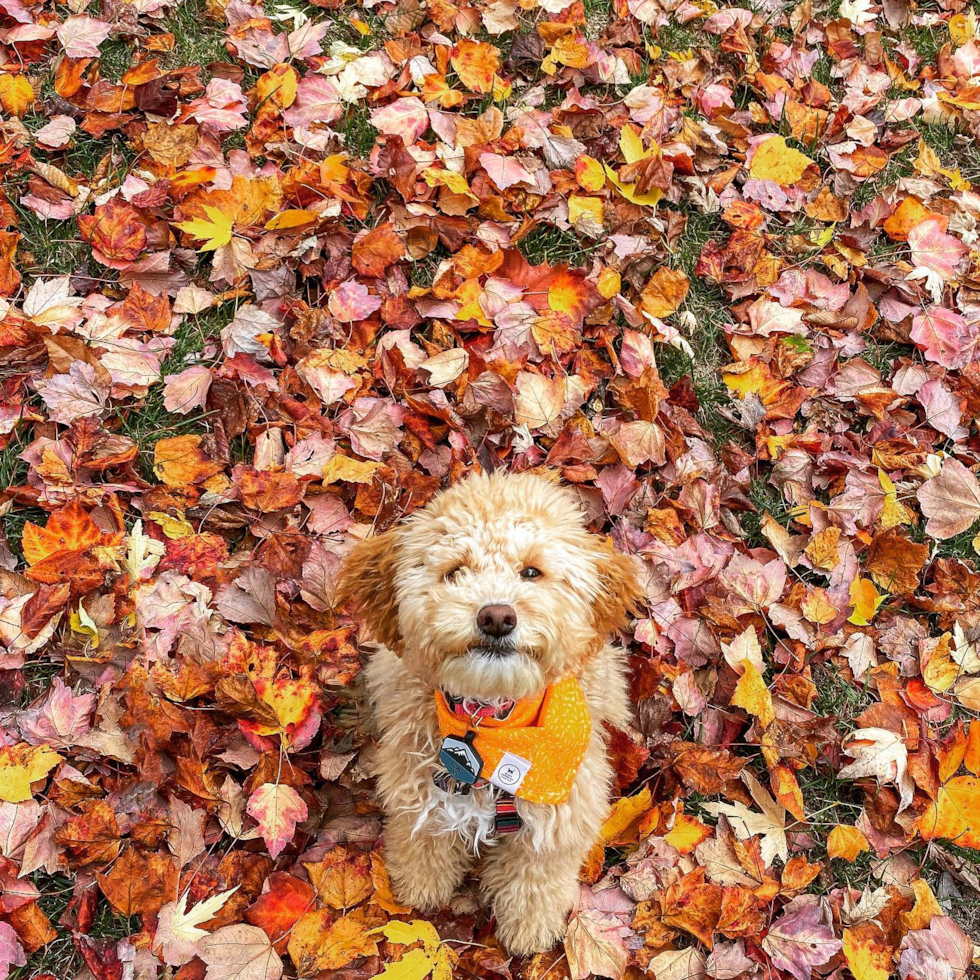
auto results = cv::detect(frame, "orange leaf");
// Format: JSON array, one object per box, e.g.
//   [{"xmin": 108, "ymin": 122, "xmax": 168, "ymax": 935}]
[
  {"xmin": 304, "ymin": 844, "xmax": 373, "ymax": 910},
  {"xmin": 917, "ymin": 775, "xmax": 980, "ymax": 848},
  {"xmin": 245, "ymin": 872, "xmax": 316, "ymax": 953},
  {"xmin": 22, "ymin": 501, "xmax": 104, "ymax": 566},
  {"xmin": 730, "ymin": 661, "xmax": 775, "ymax": 728},
  {"xmin": 153, "ymin": 435, "xmax": 223, "ymax": 488},
  {"xmin": 450, "ymin": 39, "xmax": 501, "ymax": 94},
  {"xmin": 600, "ymin": 787, "xmax": 653, "ymax": 845},
  {"xmin": 640, "ymin": 267, "xmax": 689, "ymax": 318},
  {"xmin": 843, "ymin": 922, "xmax": 894, "ymax": 980},
  {"xmin": 827, "ymin": 825, "xmax": 870, "ymax": 862},
  {"xmin": 287, "ymin": 907, "xmax": 380, "ymax": 974},
  {"xmin": 352, "ymin": 223, "xmax": 405, "ymax": 278},
  {"xmin": 97, "ymin": 848, "xmax": 179, "ymax": 916},
  {"xmin": 664, "ymin": 811, "xmax": 711, "ymax": 854}
]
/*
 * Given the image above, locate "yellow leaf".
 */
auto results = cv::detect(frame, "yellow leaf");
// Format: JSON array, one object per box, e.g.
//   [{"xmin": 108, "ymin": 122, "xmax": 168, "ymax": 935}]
[
  {"xmin": 567, "ymin": 195, "xmax": 604, "ymax": 234},
  {"xmin": 376, "ymin": 920, "xmax": 441, "ymax": 949},
  {"xmin": 422, "ymin": 168, "xmax": 476, "ymax": 200},
  {"xmin": 597, "ymin": 267, "xmax": 621, "ymax": 299},
  {"xmin": 147, "ymin": 511, "xmax": 194, "ymax": 539},
  {"xmin": 827, "ymin": 825, "xmax": 870, "ymax": 862},
  {"xmin": 901, "ymin": 879, "xmax": 943, "ymax": 932},
  {"xmin": 801, "ymin": 588, "xmax": 838, "ymax": 625},
  {"xmin": 265, "ymin": 209, "xmax": 317, "ymax": 231},
  {"xmin": 730, "ymin": 660, "xmax": 774, "ymax": 728},
  {"xmin": 950, "ymin": 11, "xmax": 978, "ymax": 44},
  {"xmin": 175, "ymin": 205, "xmax": 234, "ymax": 252},
  {"xmin": 600, "ymin": 787, "xmax": 653, "ymax": 844},
  {"xmin": 575, "ymin": 155, "xmax": 606, "ymax": 192},
  {"xmin": 804, "ymin": 527, "xmax": 841, "ymax": 571},
  {"xmin": 723, "ymin": 362, "xmax": 770, "ymax": 399},
  {"xmin": 603, "ymin": 128, "xmax": 663, "ymax": 208},
  {"xmin": 917, "ymin": 774, "xmax": 980, "ymax": 847},
  {"xmin": 256, "ymin": 65, "xmax": 298, "ymax": 109},
  {"xmin": 0, "ymin": 745, "xmax": 61, "ymax": 803},
  {"xmin": 749, "ymin": 135, "xmax": 814, "ymax": 187},
  {"xmin": 322, "ymin": 456, "xmax": 381, "ymax": 486},
  {"xmin": 373, "ymin": 947, "xmax": 436, "ymax": 980},
  {"xmin": 0, "ymin": 75, "xmax": 34, "ymax": 117},
  {"xmin": 843, "ymin": 923, "xmax": 893, "ymax": 980},
  {"xmin": 848, "ymin": 577, "xmax": 886, "ymax": 626},
  {"xmin": 878, "ymin": 469, "xmax": 911, "ymax": 528},
  {"xmin": 664, "ymin": 811, "xmax": 711, "ymax": 854},
  {"xmin": 69, "ymin": 602, "xmax": 99, "ymax": 642}
]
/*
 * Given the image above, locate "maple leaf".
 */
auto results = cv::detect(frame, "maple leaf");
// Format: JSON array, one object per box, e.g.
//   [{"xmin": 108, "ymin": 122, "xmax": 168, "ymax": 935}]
[
  {"xmin": 247, "ymin": 783, "xmax": 307, "ymax": 858},
  {"xmin": 917, "ymin": 457, "xmax": 980, "ymax": 540},
  {"xmin": 176, "ymin": 205, "xmax": 235, "ymax": 252},
  {"xmin": 762, "ymin": 898, "xmax": 842, "ymax": 980},
  {"xmin": 704, "ymin": 771, "xmax": 788, "ymax": 866},
  {"xmin": 827, "ymin": 825, "xmax": 870, "ymax": 862},
  {"xmin": 289, "ymin": 907, "xmax": 380, "ymax": 973},
  {"xmin": 245, "ymin": 872, "xmax": 315, "ymax": 953},
  {"xmin": 56, "ymin": 14, "xmax": 112, "ymax": 57},
  {"xmin": 838, "ymin": 728, "xmax": 914, "ymax": 813},
  {"xmin": 0, "ymin": 923, "xmax": 26, "ymax": 980},
  {"xmin": 198, "ymin": 924, "xmax": 284, "ymax": 980},
  {"xmin": 843, "ymin": 922, "xmax": 893, "ymax": 980},
  {"xmin": 0, "ymin": 745, "xmax": 61, "ymax": 804},
  {"xmin": 370, "ymin": 920, "xmax": 457, "ymax": 980},
  {"xmin": 749, "ymin": 135, "xmax": 814, "ymax": 186},
  {"xmin": 155, "ymin": 888, "xmax": 240, "ymax": 966}
]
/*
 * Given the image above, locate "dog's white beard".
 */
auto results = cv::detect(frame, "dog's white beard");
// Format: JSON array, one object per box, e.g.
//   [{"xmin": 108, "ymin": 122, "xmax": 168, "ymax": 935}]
[{"xmin": 438, "ymin": 650, "xmax": 544, "ymax": 701}]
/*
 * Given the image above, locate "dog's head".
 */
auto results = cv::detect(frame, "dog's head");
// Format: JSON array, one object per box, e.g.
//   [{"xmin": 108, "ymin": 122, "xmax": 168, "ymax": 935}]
[{"xmin": 337, "ymin": 471, "xmax": 642, "ymax": 700}]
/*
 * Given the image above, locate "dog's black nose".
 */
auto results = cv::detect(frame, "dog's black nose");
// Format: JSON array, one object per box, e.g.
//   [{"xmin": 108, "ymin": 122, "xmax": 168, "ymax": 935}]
[{"xmin": 477, "ymin": 604, "xmax": 517, "ymax": 638}]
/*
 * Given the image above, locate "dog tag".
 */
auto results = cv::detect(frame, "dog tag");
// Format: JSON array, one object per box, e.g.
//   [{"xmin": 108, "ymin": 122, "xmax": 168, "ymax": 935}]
[
  {"xmin": 439, "ymin": 731, "xmax": 483, "ymax": 785},
  {"xmin": 489, "ymin": 752, "xmax": 531, "ymax": 793}
]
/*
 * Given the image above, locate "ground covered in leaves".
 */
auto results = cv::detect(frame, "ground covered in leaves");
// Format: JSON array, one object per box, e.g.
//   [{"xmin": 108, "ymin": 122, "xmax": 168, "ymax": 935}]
[{"xmin": 2, "ymin": 0, "xmax": 980, "ymax": 978}]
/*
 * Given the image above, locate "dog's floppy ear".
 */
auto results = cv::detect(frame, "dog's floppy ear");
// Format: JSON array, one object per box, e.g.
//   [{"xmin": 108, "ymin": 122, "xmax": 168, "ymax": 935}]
[
  {"xmin": 592, "ymin": 548, "xmax": 644, "ymax": 636},
  {"xmin": 336, "ymin": 530, "xmax": 401, "ymax": 650}
]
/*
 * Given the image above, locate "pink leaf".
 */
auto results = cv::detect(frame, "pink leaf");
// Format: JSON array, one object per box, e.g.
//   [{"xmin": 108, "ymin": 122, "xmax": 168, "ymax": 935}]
[
  {"xmin": 247, "ymin": 784, "xmax": 307, "ymax": 859},
  {"xmin": 916, "ymin": 457, "xmax": 980, "ymax": 540},
  {"xmin": 19, "ymin": 677, "xmax": 95, "ymax": 748},
  {"xmin": 908, "ymin": 217, "xmax": 968, "ymax": 279},
  {"xmin": 370, "ymin": 97, "xmax": 429, "ymax": 143},
  {"xmin": 56, "ymin": 14, "xmax": 112, "ymax": 57},
  {"xmin": 479, "ymin": 152, "xmax": 534, "ymax": 190},
  {"xmin": 283, "ymin": 76, "xmax": 343, "ymax": 129},
  {"xmin": 762, "ymin": 898, "xmax": 842, "ymax": 980},
  {"xmin": 327, "ymin": 280, "xmax": 382, "ymax": 322},
  {"xmin": 163, "ymin": 365, "xmax": 213, "ymax": 415},
  {"xmin": 910, "ymin": 307, "xmax": 978, "ymax": 369},
  {"xmin": 0, "ymin": 922, "xmax": 26, "ymax": 980}
]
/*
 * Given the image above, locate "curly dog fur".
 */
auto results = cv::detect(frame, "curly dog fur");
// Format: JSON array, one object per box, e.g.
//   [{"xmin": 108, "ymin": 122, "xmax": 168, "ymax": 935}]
[{"xmin": 338, "ymin": 470, "xmax": 640, "ymax": 955}]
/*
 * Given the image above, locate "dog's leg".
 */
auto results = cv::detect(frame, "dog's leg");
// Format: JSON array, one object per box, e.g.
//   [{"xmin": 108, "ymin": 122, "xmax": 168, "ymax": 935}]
[
  {"xmin": 480, "ymin": 825, "xmax": 584, "ymax": 955},
  {"xmin": 384, "ymin": 813, "xmax": 473, "ymax": 911}
]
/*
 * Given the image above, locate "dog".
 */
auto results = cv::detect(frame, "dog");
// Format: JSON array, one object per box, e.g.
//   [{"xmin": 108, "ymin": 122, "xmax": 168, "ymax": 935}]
[{"xmin": 337, "ymin": 470, "xmax": 641, "ymax": 955}]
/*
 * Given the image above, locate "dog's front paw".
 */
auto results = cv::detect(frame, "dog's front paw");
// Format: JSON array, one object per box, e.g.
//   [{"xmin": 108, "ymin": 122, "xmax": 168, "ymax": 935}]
[
  {"xmin": 494, "ymin": 908, "xmax": 568, "ymax": 956},
  {"xmin": 390, "ymin": 874, "xmax": 459, "ymax": 912}
]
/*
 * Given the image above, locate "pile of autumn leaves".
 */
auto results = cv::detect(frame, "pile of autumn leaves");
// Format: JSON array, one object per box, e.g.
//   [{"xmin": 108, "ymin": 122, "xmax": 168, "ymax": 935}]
[{"xmin": 4, "ymin": 0, "xmax": 980, "ymax": 977}]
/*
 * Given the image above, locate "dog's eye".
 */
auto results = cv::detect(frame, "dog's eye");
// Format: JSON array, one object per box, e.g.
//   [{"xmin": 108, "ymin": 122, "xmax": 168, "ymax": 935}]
[
  {"xmin": 445, "ymin": 565, "xmax": 464, "ymax": 583},
  {"xmin": 520, "ymin": 567, "xmax": 542, "ymax": 581}
]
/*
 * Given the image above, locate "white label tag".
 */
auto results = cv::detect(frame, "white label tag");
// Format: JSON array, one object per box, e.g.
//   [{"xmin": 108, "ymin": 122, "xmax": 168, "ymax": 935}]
[{"xmin": 490, "ymin": 752, "xmax": 531, "ymax": 793}]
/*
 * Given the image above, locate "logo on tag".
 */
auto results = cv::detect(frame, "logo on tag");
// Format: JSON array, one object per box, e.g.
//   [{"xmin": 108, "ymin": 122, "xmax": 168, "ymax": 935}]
[{"xmin": 490, "ymin": 752, "xmax": 531, "ymax": 793}]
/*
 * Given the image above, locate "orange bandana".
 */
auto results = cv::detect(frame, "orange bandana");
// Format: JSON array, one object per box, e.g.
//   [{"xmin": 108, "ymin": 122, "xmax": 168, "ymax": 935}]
[{"xmin": 435, "ymin": 676, "xmax": 591, "ymax": 805}]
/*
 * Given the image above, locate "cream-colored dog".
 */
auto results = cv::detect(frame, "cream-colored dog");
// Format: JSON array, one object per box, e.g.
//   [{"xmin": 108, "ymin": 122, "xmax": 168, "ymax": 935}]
[{"xmin": 338, "ymin": 471, "xmax": 640, "ymax": 955}]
